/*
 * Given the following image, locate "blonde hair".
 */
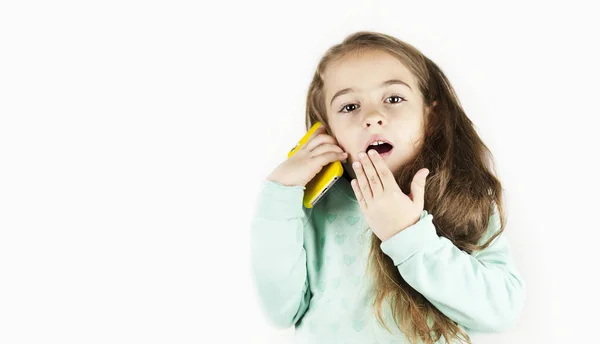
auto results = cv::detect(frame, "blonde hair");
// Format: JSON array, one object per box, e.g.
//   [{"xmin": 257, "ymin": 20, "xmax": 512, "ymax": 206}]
[{"xmin": 304, "ymin": 31, "xmax": 506, "ymax": 344}]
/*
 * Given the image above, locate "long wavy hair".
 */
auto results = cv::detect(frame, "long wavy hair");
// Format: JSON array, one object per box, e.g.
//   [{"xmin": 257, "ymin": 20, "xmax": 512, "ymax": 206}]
[{"xmin": 303, "ymin": 31, "xmax": 506, "ymax": 344}]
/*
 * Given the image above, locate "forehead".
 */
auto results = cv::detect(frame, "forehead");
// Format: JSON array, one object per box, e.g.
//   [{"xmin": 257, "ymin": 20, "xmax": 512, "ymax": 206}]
[{"xmin": 323, "ymin": 49, "xmax": 416, "ymax": 98}]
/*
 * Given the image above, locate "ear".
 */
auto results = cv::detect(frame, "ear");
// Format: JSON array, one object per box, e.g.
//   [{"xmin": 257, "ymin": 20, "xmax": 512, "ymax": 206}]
[
  {"xmin": 426, "ymin": 100, "xmax": 438, "ymax": 113},
  {"xmin": 423, "ymin": 102, "xmax": 436, "ymax": 127}
]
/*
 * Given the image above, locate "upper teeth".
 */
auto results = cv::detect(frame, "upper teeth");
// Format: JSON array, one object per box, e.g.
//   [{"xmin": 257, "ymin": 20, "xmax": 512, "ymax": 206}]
[{"xmin": 369, "ymin": 140, "xmax": 386, "ymax": 146}]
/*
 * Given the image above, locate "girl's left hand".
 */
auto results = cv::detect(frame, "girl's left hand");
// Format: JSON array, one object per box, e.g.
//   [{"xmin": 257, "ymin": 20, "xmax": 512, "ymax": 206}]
[{"xmin": 350, "ymin": 149, "xmax": 430, "ymax": 242}]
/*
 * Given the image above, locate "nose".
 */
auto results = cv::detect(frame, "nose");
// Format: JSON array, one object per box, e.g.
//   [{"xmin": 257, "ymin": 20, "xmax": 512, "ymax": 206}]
[{"xmin": 363, "ymin": 110, "xmax": 386, "ymax": 128}]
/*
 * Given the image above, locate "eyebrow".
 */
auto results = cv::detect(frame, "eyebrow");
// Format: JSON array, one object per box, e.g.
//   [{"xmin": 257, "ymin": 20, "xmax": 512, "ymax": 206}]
[{"xmin": 329, "ymin": 79, "xmax": 412, "ymax": 107}]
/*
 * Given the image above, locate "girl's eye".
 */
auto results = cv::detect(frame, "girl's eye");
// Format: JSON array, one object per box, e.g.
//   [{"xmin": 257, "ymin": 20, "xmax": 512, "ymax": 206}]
[
  {"xmin": 387, "ymin": 95, "xmax": 405, "ymax": 104},
  {"xmin": 338, "ymin": 95, "xmax": 405, "ymax": 114},
  {"xmin": 339, "ymin": 104, "xmax": 358, "ymax": 113}
]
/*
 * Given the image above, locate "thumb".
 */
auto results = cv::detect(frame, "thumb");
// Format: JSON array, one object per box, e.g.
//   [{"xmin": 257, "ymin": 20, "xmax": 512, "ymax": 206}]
[{"xmin": 409, "ymin": 168, "xmax": 430, "ymax": 208}]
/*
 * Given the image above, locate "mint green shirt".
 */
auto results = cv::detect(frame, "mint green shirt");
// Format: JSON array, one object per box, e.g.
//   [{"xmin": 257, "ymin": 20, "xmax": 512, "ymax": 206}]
[{"xmin": 250, "ymin": 175, "xmax": 525, "ymax": 344}]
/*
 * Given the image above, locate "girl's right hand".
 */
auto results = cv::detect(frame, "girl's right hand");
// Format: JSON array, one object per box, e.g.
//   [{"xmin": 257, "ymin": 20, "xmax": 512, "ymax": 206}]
[{"xmin": 266, "ymin": 125, "xmax": 347, "ymax": 187}]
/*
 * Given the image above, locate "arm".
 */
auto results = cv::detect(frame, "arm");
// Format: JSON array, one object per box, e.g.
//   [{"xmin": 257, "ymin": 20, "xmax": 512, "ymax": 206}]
[
  {"xmin": 379, "ymin": 207, "xmax": 526, "ymax": 332},
  {"xmin": 250, "ymin": 179, "xmax": 313, "ymax": 329}
]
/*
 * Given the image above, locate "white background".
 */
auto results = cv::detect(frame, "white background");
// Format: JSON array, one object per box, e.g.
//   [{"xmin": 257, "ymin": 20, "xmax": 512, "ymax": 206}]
[{"xmin": 1, "ymin": 1, "xmax": 599, "ymax": 343}]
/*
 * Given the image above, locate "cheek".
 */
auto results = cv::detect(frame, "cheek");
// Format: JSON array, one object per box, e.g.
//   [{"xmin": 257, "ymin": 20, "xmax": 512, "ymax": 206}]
[
  {"xmin": 336, "ymin": 138, "xmax": 357, "ymax": 153},
  {"xmin": 396, "ymin": 120, "xmax": 424, "ymax": 142},
  {"xmin": 338, "ymin": 142, "xmax": 350, "ymax": 153}
]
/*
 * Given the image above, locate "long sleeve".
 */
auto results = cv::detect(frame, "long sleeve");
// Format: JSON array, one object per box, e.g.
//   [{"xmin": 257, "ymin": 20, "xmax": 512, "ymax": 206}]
[
  {"xmin": 250, "ymin": 179, "xmax": 314, "ymax": 329},
  {"xmin": 379, "ymin": 207, "xmax": 526, "ymax": 332}
]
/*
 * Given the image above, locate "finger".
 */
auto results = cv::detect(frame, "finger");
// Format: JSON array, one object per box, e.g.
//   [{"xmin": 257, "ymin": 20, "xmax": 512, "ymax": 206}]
[
  {"xmin": 309, "ymin": 124, "xmax": 326, "ymax": 139},
  {"xmin": 350, "ymin": 178, "xmax": 368, "ymax": 210},
  {"xmin": 409, "ymin": 168, "xmax": 430, "ymax": 209},
  {"xmin": 305, "ymin": 133, "xmax": 337, "ymax": 152},
  {"xmin": 359, "ymin": 150, "xmax": 383, "ymax": 196},
  {"xmin": 299, "ymin": 125, "xmax": 326, "ymax": 151},
  {"xmin": 366, "ymin": 149, "xmax": 396, "ymax": 189},
  {"xmin": 352, "ymin": 159, "xmax": 373, "ymax": 201},
  {"xmin": 309, "ymin": 143, "xmax": 344, "ymax": 157},
  {"xmin": 316, "ymin": 151, "xmax": 347, "ymax": 167}
]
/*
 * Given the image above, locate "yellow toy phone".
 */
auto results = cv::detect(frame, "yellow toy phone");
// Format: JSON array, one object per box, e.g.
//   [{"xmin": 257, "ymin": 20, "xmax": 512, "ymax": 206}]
[{"xmin": 288, "ymin": 121, "xmax": 344, "ymax": 208}]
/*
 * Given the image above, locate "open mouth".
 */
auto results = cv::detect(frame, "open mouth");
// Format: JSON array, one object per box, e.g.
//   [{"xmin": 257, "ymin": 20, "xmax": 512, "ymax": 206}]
[{"xmin": 366, "ymin": 142, "xmax": 393, "ymax": 155}]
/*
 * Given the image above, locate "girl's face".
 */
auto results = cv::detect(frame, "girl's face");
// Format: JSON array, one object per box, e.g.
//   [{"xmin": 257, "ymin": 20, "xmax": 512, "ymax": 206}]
[{"xmin": 323, "ymin": 49, "xmax": 434, "ymax": 177}]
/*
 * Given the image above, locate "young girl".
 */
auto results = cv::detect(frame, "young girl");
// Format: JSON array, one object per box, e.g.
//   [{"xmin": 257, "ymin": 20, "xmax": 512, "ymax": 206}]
[{"xmin": 250, "ymin": 31, "xmax": 525, "ymax": 344}]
